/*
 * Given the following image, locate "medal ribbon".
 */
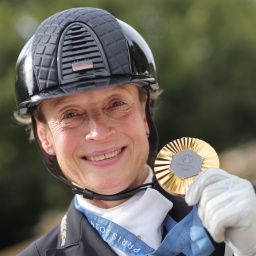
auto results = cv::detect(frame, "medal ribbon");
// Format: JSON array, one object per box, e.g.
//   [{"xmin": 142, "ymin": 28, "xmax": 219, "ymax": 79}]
[
  {"xmin": 74, "ymin": 197, "xmax": 214, "ymax": 256},
  {"xmin": 153, "ymin": 205, "xmax": 215, "ymax": 256}
]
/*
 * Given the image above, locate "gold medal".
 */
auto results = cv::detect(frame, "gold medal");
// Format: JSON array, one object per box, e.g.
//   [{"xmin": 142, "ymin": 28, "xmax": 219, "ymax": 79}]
[{"xmin": 154, "ymin": 137, "xmax": 219, "ymax": 197}]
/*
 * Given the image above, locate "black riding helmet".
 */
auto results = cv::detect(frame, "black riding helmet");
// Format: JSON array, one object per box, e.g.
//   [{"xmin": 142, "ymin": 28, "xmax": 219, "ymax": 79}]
[{"xmin": 15, "ymin": 7, "xmax": 159, "ymax": 201}]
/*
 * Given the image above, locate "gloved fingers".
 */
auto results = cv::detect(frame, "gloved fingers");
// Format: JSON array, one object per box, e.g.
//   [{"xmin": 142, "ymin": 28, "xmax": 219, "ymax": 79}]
[
  {"xmin": 197, "ymin": 174, "xmax": 242, "ymax": 219},
  {"xmin": 195, "ymin": 176, "xmax": 256, "ymax": 243},
  {"xmin": 198, "ymin": 176, "xmax": 255, "ymax": 227},
  {"xmin": 185, "ymin": 168, "xmax": 232, "ymax": 206},
  {"xmin": 186, "ymin": 168, "xmax": 256, "ymax": 255},
  {"xmin": 197, "ymin": 184, "xmax": 243, "ymax": 242}
]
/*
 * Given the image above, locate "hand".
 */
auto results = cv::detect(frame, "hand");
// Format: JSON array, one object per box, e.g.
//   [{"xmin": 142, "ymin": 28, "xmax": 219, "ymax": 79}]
[{"xmin": 185, "ymin": 168, "xmax": 256, "ymax": 256}]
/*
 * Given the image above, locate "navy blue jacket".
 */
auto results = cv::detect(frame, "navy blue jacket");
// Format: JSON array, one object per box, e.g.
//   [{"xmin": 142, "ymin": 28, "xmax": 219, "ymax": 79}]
[{"xmin": 17, "ymin": 193, "xmax": 226, "ymax": 256}]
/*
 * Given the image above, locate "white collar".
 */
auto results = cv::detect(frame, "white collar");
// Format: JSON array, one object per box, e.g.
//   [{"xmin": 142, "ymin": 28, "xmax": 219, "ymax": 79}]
[{"xmin": 76, "ymin": 167, "xmax": 173, "ymax": 255}]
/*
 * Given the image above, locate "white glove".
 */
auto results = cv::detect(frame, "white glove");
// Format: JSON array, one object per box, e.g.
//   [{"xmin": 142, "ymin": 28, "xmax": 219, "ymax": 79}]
[{"xmin": 185, "ymin": 168, "xmax": 256, "ymax": 256}]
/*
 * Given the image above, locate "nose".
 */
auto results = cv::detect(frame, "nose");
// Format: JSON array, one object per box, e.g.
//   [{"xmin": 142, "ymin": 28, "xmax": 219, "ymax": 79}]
[{"xmin": 85, "ymin": 115, "xmax": 116, "ymax": 141}]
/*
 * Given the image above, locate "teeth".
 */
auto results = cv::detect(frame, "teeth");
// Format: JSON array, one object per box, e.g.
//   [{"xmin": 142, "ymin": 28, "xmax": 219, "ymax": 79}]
[{"xmin": 87, "ymin": 149, "xmax": 122, "ymax": 161}]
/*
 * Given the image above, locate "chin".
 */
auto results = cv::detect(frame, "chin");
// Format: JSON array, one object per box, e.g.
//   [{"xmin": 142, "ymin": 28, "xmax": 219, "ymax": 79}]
[{"xmin": 94, "ymin": 180, "xmax": 129, "ymax": 195}]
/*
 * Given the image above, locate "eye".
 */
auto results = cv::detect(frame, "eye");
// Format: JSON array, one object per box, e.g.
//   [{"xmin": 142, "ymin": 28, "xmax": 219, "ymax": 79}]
[
  {"xmin": 62, "ymin": 112, "xmax": 78, "ymax": 119},
  {"xmin": 104, "ymin": 98, "xmax": 132, "ymax": 119},
  {"xmin": 110, "ymin": 101, "xmax": 125, "ymax": 108}
]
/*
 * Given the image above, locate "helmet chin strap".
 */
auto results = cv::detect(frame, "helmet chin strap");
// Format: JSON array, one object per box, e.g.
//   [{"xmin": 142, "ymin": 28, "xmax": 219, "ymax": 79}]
[
  {"xmin": 31, "ymin": 88, "xmax": 158, "ymax": 201},
  {"xmin": 72, "ymin": 183, "xmax": 155, "ymax": 201}
]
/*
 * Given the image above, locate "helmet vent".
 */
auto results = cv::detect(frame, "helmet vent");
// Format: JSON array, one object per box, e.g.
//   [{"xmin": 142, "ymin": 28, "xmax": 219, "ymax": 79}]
[{"xmin": 58, "ymin": 22, "xmax": 109, "ymax": 84}]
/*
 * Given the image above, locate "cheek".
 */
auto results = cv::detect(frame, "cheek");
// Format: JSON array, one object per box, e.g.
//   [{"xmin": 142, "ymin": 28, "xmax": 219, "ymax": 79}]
[
  {"xmin": 58, "ymin": 134, "xmax": 77, "ymax": 156},
  {"xmin": 144, "ymin": 116, "xmax": 150, "ymax": 135},
  {"xmin": 124, "ymin": 110, "xmax": 149, "ymax": 146},
  {"xmin": 50, "ymin": 126, "xmax": 78, "ymax": 158},
  {"xmin": 53, "ymin": 130, "xmax": 81, "ymax": 181}
]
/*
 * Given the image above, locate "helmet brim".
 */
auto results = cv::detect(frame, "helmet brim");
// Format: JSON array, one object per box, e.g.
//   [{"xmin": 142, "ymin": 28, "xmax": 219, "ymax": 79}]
[{"xmin": 19, "ymin": 76, "xmax": 158, "ymax": 115}]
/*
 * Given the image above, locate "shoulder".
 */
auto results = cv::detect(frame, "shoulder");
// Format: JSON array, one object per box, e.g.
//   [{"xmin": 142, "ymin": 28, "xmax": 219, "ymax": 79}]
[
  {"xmin": 17, "ymin": 225, "xmax": 59, "ymax": 256},
  {"xmin": 16, "ymin": 199, "xmax": 82, "ymax": 256}
]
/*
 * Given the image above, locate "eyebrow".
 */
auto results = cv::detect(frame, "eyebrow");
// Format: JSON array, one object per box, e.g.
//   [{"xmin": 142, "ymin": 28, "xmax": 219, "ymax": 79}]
[{"xmin": 51, "ymin": 85, "xmax": 134, "ymax": 110}]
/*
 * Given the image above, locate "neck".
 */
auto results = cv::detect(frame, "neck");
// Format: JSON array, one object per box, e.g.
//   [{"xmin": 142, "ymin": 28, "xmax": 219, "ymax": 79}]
[
  {"xmin": 87, "ymin": 197, "xmax": 129, "ymax": 209},
  {"xmin": 83, "ymin": 165, "xmax": 150, "ymax": 209}
]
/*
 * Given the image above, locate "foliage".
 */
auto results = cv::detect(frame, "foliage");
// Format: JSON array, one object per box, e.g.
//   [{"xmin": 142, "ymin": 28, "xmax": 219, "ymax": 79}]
[{"xmin": 1, "ymin": 0, "xmax": 256, "ymax": 249}]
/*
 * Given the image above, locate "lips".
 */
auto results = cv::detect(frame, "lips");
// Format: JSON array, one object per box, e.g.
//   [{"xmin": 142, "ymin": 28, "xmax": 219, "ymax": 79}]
[{"xmin": 85, "ymin": 148, "xmax": 123, "ymax": 162}]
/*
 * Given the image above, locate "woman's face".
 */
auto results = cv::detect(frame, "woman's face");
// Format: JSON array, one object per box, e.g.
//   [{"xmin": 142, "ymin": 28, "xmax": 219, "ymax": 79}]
[{"xmin": 36, "ymin": 84, "xmax": 150, "ymax": 196}]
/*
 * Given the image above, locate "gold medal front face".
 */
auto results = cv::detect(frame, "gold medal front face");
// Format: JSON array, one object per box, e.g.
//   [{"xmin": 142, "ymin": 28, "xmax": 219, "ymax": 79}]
[{"xmin": 154, "ymin": 137, "xmax": 219, "ymax": 197}]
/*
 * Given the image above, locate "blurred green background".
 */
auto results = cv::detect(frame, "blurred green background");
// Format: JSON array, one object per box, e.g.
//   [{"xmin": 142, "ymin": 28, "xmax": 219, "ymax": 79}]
[{"xmin": 1, "ymin": 0, "xmax": 256, "ymax": 252}]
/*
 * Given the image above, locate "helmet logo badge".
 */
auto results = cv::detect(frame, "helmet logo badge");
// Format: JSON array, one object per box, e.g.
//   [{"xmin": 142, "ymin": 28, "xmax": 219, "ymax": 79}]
[{"xmin": 72, "ymin": 60, "xmax": 93, "ymax": 72}]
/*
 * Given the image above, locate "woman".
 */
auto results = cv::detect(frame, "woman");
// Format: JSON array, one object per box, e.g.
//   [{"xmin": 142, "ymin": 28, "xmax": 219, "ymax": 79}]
[{"xmin": 15, "ymin": 7, "xmax": 256, "ymax": 256}]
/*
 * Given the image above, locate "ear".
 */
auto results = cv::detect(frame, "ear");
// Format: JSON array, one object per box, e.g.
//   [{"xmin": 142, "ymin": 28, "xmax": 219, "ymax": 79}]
[{"xmin": 36, "ymin": 120, "xmax": 56, "ymax": 156}]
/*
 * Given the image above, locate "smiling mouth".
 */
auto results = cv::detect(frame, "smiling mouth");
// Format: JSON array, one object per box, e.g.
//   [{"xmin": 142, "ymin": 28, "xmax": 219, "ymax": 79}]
[{"xmin": 85, "ymin": 148, "xmax": 123, "ymax": 161}]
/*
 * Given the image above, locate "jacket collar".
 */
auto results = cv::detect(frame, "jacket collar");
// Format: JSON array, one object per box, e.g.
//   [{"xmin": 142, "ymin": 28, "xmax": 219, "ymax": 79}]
[{"xmin": 46, "ymin": 198, "xmax": 117, "ymax": 256}]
